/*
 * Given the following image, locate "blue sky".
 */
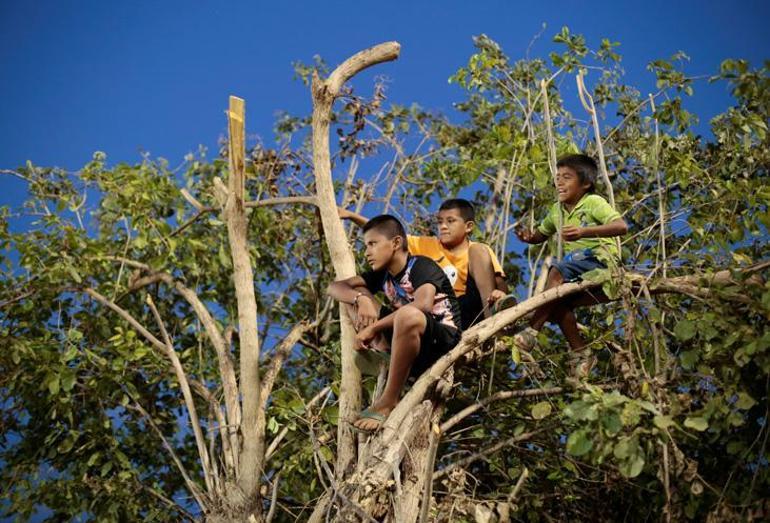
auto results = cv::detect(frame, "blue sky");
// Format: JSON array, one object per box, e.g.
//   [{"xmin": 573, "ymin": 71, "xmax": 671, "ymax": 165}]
[{"xmin": 1, "ymin": 0, "xmax": 768, "ymax": 181}]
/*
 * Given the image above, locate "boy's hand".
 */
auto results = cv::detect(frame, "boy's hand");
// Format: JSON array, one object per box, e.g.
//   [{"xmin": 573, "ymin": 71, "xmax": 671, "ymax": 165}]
[
  {"xmin": 354, "ymin": 295, "xmax": 378, "ymax": 330},
  {"xmin": 355, "ymin": 325, "xmax": 376, "ymax": 350},
  {"xmin": 561, "ymin": 225, "xmax": 583, "ymax": 241},
  {"xmin": 515, "ymin": 226, "xmax": 535, "ymax": 243},
  {"xmin": 488, "ymin": 289, "xmax": 506, "ymax": 304},
  {"xmin": 337, "ymin": 207, "xmax": 353, "ymax": 220}
]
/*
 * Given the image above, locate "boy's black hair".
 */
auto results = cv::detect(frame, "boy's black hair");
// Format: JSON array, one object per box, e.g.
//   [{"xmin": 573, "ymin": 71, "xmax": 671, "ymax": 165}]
[
  {"xmin": 439, "ymin": 198, "xmax": 475, "ymax": 222},
  {"xmin": 557, "ymin": 154, "xmax": 598, "ymax": 193},
  {"xmin": 362, "ymin": 214, "xmax": 408, "ymax": 252}
]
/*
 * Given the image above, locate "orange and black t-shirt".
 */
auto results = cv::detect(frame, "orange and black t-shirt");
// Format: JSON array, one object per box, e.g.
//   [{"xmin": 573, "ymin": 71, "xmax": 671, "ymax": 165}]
[{"xmin": 406, "ymin": 236, "xmax": 504, "ymax": 297}]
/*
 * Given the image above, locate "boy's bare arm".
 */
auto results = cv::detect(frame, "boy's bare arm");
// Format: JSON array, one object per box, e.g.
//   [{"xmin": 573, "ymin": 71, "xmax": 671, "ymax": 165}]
[
  {"xmin": 411, "ymin": 283, "xmax": 437, "ymax": 314},
  {"xmin": 326, "ymin": 276, "xmax": 369, "ymax": 304},
  {"xmin": 561, "ymin": 218, "xmax": 628, "ymax": 241},
  {"xmin": 338, "ymin": 207, "xmax": 369, "ymax": 228},
  {"xmin": 515, "ymin": 226, "xmax": 548, "ymax": 244},
  {"xmin": 327, "ymin": 276, "xmax": 379, "ymax": 330}
]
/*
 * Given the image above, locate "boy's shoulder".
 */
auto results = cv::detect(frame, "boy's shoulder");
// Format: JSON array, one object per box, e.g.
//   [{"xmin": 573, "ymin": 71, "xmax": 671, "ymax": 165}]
[
  {"xmin": 408, "ymin": 235, "xmax": 442, "ymax": 246},
  {"xmin": 407, "ymin": 235, "xmax": 444, "ymax": 254},
  {"xmin": 582, "ymin": 193, "xmax": 611, "ymax": 205},
  {"xmin": 580, "ymin": 193, "xmax": 616, "ymax": 213}
]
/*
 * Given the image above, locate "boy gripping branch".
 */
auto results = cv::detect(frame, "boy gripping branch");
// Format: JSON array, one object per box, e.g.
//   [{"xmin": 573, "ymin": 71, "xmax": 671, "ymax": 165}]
[
  {"xmin": 327, "ymin": 215, "xmax": 462, "ymax": 432},
  {"xmin": 515, "ymin": 154, "xmax": 628, "ymax": 379},
  {"xmin": 340, "ymin": 199, "xmax": 508, "ymax": 330}
]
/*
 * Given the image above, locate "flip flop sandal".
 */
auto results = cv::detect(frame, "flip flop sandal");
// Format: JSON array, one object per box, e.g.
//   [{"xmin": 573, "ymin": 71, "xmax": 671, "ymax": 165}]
[{"xmin": 350, "ymin": 408, "xmax": 386, "ymax": 434}]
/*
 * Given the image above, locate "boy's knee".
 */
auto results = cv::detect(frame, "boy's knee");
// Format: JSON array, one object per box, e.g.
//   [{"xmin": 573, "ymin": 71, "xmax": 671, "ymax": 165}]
[
  {"xmin": 468, "ymin": 244, "xmax": 493, "ymax": 274},
  {"xmin": 469, "ymin": 244, "xmax": 491, "ymax": 263},
  {"xmin": 547, "ymin": 267, "xmax": 564, "ymax": 286},
  {"xmin": 393, "ymin": 305, "xmax": 426, "ymax": 331}
]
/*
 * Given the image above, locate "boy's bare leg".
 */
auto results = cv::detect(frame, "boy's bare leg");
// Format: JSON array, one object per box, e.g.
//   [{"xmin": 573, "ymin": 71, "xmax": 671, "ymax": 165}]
[
  {"xmin": 353, "ymin": 305, "xmax": 425, "ymax": 431},
  {"xmin": 468, "ymin": 244, "xmax": 499, "ymax": 318},
  {"xmin": 529, "ymin": 267, "xmax": 564, "ymax": 331},
  {"xmin": 550, "ymin": 303, "xmax": 586, "ymax": 351}
]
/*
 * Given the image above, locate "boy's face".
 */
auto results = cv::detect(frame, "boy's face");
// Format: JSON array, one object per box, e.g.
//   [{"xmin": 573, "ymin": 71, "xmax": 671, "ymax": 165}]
[
  {"xmin": 436, "ymin": 208, "xmax": 473, "ymax": 248},
  {"xmin": 556, "ymin": 166, "xmax": 591, "ymax": 206},
  {"xmin": 363, "ymin": 229, "xmax": 401, "ymax": 271}
]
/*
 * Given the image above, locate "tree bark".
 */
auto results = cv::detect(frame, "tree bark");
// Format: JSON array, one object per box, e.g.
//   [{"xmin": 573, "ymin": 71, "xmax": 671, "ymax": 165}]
[
  {"xmin": 310, "ymin": 41, "xmax": 401, "ymax": 479},
  {"xmin": 224, "ymin": 97, "xmax": 263, "ymax": 508}
]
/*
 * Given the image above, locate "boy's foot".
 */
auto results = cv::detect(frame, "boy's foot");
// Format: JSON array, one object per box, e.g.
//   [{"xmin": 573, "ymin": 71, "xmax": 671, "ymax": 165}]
[
  {"xmin": 351, "ymin": 404, "xmax": 394, "ymax": 433},
  {"xmin": 492, "ymin": 293, "xmax": 518, "ymax": 314}
]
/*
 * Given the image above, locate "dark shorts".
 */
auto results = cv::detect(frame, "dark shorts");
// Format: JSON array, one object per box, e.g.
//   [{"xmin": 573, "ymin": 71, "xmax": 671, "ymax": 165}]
[
  {"xmin": 458, "ymin": 275, "xmax": 483, "ymax": 330},
  {"xmin": 380, "ymin": 307, "xmax": 461, "ymax": 377},
  {"xmin": 551, "ymin": 249, "xmax": 606, "ymax": 282}
]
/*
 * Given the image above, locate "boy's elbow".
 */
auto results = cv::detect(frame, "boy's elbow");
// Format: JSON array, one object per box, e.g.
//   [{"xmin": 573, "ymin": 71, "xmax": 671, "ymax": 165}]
[
  {"xmin": 618, "ymin": 220, "xmax": 629, "ymax": 235},
  {"xmin": 326, "ymin": 282, "xmax": 340, "ymax": 298}
]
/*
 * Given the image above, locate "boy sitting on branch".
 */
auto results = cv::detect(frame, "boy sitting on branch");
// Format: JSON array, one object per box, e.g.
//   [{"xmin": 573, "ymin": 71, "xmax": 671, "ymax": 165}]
[
  {"xmin": 327, "ymin": 215, "xmax": 462, "ymax": 432},
  {"xmin": 515, "ymin": 154, "xmax": 628, "ymax": 379}
]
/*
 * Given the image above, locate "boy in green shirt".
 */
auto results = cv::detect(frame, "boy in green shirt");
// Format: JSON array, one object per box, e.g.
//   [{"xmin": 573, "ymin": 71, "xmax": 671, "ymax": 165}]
[{"xmin": 515, "ymin": 154, "xmax": 628, "ymax": 378}]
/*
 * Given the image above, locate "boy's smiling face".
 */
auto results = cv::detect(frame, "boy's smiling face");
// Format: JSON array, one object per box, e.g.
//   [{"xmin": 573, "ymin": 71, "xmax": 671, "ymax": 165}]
[
  {"xmin": 436, "ymin": 208, "xmax": 473, "ymax": 248},
  {"xmin": 363, "ymin": 229, "xmax": 400, "ymax": 272},
  {"xmin": 556, "ymin": 166, "xmax": 591, "ymax": 206}
]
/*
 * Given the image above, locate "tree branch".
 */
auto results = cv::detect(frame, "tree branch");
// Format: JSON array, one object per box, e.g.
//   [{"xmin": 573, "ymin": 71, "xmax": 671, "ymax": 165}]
[
  {"xmin": 224, "ymin": 96, "xmax": 264, "ymax": 497},
  {"xmin": 127, "ymin": 400, "xmax": 208, "ymax": 511},
  {"xmin": 145, "ymin": 294, "xmax": 216, "ymax": 494},
  {"xmin": 311, "ymin": 42, "xmax": 400, "ymax": 479},
  {"xmin": 432, "ymin": 430, "xmax": 542, "ymax": 481}
]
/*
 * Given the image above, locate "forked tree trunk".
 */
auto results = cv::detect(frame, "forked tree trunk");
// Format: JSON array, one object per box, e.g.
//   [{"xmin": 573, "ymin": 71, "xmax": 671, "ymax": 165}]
[{"xmin": 310, "ymin": 41, "xmax": 401, "ymax": 479}]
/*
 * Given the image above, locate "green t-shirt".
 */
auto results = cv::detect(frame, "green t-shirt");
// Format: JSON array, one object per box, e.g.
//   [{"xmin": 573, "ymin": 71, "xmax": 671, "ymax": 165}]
[{"xmin": 537, "ymin": 193, "xmax": 622, "ymax": 261}]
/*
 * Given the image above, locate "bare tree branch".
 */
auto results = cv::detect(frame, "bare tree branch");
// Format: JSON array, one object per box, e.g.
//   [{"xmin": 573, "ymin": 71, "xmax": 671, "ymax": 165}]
[
  {"xmin": 146, "ymin": 294, "xmax": 216, "ymax": 494},
  {"xmin": 433, "ymin": 430, "xmax": 543, "ymax": 481},
  {"xmin": 128, "ymin": 400, "xmax": 208, "ymax": 511}
]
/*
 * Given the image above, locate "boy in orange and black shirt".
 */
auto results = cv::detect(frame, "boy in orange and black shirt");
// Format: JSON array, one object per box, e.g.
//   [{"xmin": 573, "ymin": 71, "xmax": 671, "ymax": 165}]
[{"xmin": 340, "ymin": 199, "xmax": 508, "ymax": 329}]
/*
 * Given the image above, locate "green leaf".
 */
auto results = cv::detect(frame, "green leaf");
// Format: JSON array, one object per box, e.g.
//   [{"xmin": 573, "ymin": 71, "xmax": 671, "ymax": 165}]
[
  {"xmin": 613, "ymin": 437, "xmax": 637, "ymax": 459},
  {"xmin": 674, "ymin": 319, "xmax": 696, "ymax": 341},
  {"xmin": 566, "ymin": 429, "xmax": 593, "ymax": 457},
  {"xmin": 618, "ymin": 454, "xmax": 645, "ymax": 478},
  {"xmin": 602, "ymin": 412, "xmax": 623, "ymax": 434},
  {"xmin": 57, "ymin": 434, "xmax": 76, "ymax": 454},
  {"xmin": 653, "ymin": 415, "xmax": 674, "ymax": 430},
  {"xmin": 87, "ymin": 452, "xmax": 101, "ymax": 467},
  {"xmin": 735, "ymin": 392, "xmax": 756, "ymax": 410},
  {"xmin": 66, "ymin": 265, "xmax": 82, "ymax": 284},
  {"xmin": 531, "ymin": 401, "xmax": 552, "ymax": 420},
  {"xmin": 319, "ymin": 446, "xmax": 333, "ymax": 463},
  {"xmin": 47, "ymin": 374, "xmax": 60, "ymax": 396},
  {"xmin": 680, "ymin": 350, "xmax": 699, "ymax": 369},
  {"xmin": 564, "ymin": 400, "xmax": 598, "ymax": 421},
  {"xmin": 684, "ymin": 416, "xmax": 708, "ymax": 432},
  {"xmin": 60, "ymin": 370, "xmax": 76, "ymax": 392}
]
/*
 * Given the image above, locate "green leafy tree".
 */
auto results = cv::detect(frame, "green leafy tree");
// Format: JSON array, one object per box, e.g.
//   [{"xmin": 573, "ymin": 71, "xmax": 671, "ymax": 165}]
[{"xmin": 1, "ymin": 30, "xmax": 768, "ymax": 522}]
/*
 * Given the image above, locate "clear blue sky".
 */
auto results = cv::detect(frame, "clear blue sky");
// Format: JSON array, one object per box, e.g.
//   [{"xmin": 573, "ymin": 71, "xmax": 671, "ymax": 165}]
[{"xmin": 1, "ymin": 0, "xmax": 768, "ymax": 203}]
